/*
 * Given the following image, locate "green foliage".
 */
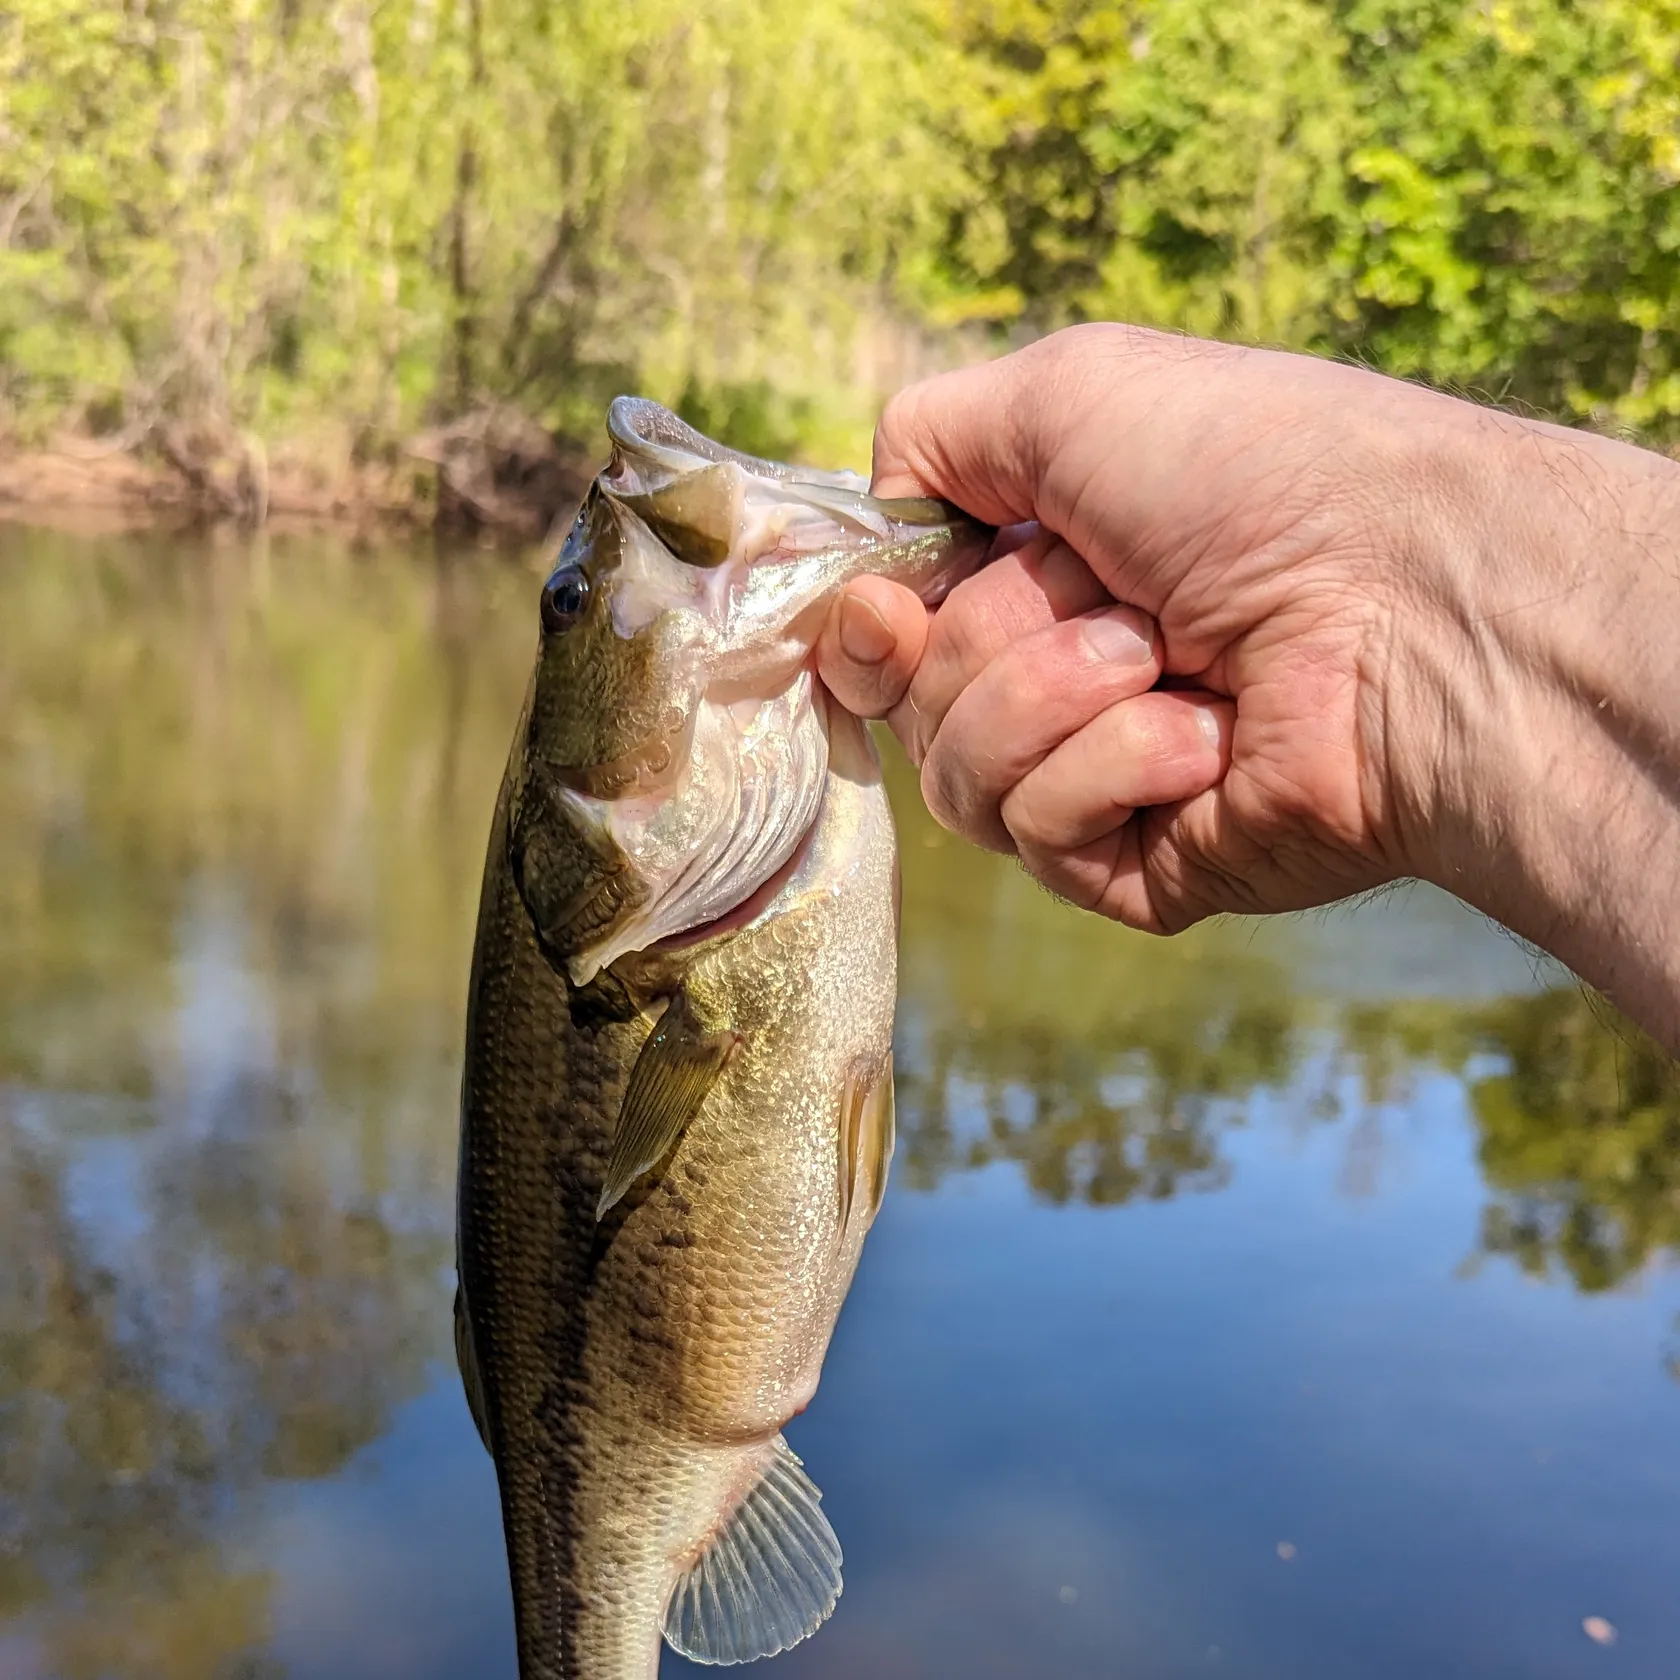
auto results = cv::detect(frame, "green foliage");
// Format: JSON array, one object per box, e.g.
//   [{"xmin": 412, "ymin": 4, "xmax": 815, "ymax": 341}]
[
  {"xmin": 675, "ymin": 379, "xmax": 818, "ymax": 466},
  {"xmin": 0, "ymin": 0, "xmax": 961, "ymax": 472},
  {"xmin": 940, "ymin": 0, "xmax": 1680, "ymax": 433},
  {"xmin": 1337, "ymin": 0, "xmax": 1680, "ymax": 426},
  {"xmin": 1469, "ymin": 988, "xmax": 1680, "ymax": 1292},
  {"xmin": 3, "ymin": 0, "xmax": 1680, "ymax": 486},
  {"xmin": 935, "ymin": 0, "xmax": 1357, "ymax": 344}
]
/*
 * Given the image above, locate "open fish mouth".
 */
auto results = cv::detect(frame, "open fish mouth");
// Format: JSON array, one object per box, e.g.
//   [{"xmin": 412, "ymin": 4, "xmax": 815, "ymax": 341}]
[
  {"xmin": 551, "ymin": 398, "xmax": 992, "ymax": 988},
  {"xmin": 600, "ymin": 396, "xmax": 961, "ymax": 575}
]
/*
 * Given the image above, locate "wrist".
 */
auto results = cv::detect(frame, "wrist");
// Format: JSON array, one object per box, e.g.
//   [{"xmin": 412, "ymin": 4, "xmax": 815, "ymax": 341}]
[{"xmin": 1381, "ymin": 403, "xmax": 1680, "ymax": 1044}]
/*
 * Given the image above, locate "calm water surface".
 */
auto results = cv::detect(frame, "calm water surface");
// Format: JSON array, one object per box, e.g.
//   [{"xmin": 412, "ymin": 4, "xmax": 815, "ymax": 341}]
[{"xmin": 3, "ymin": 523, "xmax": 1679, "ymax": 1680}]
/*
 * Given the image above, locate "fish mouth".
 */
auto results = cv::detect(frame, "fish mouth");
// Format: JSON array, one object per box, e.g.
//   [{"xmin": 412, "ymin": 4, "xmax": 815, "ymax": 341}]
[
  {"xmin": 550, "ymin": 398, "xmax": 991, "ymax": 988},
  {"xmin": 605, "ymin": 396, "xmax": 873, "ymax": 494},
  {"xmin": 601, "ymin": 395, "xmax": 990, "ymax": 600}
]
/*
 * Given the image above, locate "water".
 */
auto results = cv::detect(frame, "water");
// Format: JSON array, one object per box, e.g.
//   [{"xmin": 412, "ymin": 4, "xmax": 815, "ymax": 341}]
[{"xmin": 2, "ymin": 520, "xmax": 1677, "ymax": 1680}]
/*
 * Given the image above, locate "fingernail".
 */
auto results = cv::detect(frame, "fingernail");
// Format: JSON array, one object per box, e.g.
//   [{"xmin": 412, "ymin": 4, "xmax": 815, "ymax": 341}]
[
  {"xmin": 1080, "ymin": 608, "xmax": 1154, "ymax": 665},
  {"xmin": 839, "ymin": 593, "xmax": 896, "ymax": 665},
  {"xmin": 1193, "ymin": 701, "xmax": 1224, "ymax": 751}
]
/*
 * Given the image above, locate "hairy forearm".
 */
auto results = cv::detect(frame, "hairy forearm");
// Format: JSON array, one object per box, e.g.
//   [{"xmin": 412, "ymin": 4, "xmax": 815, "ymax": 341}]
[{"xmin": 1391, "ymin": 407, "xmax": 1680, "ymax": 1047}]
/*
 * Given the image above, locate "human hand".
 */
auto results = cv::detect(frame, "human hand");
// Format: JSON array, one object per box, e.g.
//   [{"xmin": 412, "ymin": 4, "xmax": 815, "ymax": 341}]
[
  {"xmin": 823, "ymin": 324, "xmax": 1435, "ymax": 930},
  {"xmin": 820, "ymin": 324, "xmax": 1680, "ymax": 1045}
]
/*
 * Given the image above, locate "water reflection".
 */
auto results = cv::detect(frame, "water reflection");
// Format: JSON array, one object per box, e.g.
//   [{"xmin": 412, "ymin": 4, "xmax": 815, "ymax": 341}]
[
  {"xmin": 1468, "ymin": 990, "xmax": 1680, "ymax": 1292},
  {"xmin": 889, "ymin": 764, "xmax": 1299, "ymax": 1204},
  {"xmin": 0, "ymin": 525, "xmax": 531, "ymax": 1677},
  {"xmin": 893, "ymin": 752, "xmax": 1680, "ymax": 1292},
  {"xmin": 1, "ymin": 523, "xmax": 1677, "ymax": 1677}
]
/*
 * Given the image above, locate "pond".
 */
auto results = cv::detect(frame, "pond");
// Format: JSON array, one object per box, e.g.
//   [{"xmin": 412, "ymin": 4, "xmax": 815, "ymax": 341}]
[{"xmin": 2, "ymin": 520, "xmax": 1678, "ymax": 1680}]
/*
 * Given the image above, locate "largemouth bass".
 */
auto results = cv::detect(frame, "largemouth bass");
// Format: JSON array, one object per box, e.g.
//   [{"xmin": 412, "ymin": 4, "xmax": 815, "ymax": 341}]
[{"xmin": 455, "ymin": 398, "xmax": 990, "ymax": 1679}]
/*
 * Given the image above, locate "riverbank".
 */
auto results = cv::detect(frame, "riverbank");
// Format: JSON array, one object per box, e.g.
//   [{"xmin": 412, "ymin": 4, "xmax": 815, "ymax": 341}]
[{"xmin": 0, "ymin": 409, "xmax": 594, "ymax": 538}]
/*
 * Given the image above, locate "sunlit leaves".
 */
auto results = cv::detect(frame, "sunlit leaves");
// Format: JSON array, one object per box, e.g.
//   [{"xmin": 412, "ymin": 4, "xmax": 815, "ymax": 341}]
[
  {"xmin": 0, "ymin": 0, "xmax": 966, "ymax": 469},
  {"xmin": 6, "ymin": 0, "xmax": 1680, "ymax": 459},
  {"xmin": 940, "ymin": 0, "xmax": 1680, "ymax": 433},
  {"xmin": 1334, "ymin": 0, "xmax": 1680, "ymax": 427}
]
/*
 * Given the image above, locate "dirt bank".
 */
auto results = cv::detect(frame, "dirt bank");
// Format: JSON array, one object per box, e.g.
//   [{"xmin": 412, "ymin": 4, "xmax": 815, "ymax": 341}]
[{"xmin": 0, "ymin": 409, "xmax": 593, "ymax": 538}]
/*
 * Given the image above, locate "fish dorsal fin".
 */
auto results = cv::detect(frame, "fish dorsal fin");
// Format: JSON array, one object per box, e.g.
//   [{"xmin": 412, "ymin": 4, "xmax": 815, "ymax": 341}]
[
  {"xmin": 597, "ymin": 990, "xmax": 739, "ymax": 1219},
  {"xmin": 663, "ymin": 1435, "xmax": 843, "ymax": 1665},
  {"xmin": 838, "ymin": 1058, "xmax": 896, "ymax": 1228},
  {"xmin": 452, "ymin": 1285, "xmax": 491, "ymax": 1454}
]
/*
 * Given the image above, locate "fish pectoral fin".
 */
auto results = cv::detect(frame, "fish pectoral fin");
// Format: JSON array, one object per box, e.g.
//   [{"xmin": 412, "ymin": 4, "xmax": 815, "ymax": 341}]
[
  {"xmin": 452, "ymin": 1285, "xmax": 491, "ymax": 1454},
  {"xmin": 838, "ymin": 1057, "xmax": 896, "ymax": 1228},
  {"xmin": 663, "ymin": 1434, "xmax": 843, "ymax": 1665},
  {"xmin": 596, "ymin": 991, "xmax": 739, "ymax": 1220}
]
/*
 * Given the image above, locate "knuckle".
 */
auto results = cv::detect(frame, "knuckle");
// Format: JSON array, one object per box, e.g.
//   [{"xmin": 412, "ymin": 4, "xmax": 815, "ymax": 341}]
[
  {"xmin": 1112, "ymin": 699, "xmax": 1199, "ymax": 777},
  {"xmin": 876, "ymin": 378, "xmax": 945, "ymax": 490},
  {"xmin": 934, "ymin": 579, "xmax": 1006, "ymax": 665},
  {"xmin": 919, "ymin": 742, "xmax": 969, "ymax": 836},
  {"xmin": 997, "ymin": 780, "xmax": 1044, "ymax": 851},
  {"xmin": 938, "ymin": 576, "xmax": 1046, "ymax": 673},
  {"xmin": 974, "ymin": 646, "xmax": 1050, "ymax": 728},
  {"xmin": 874, "ymin": 383, "xmax": 918, "ymax": 451},
  {"xmin": 895, "ymin": 691, "xmax": 935, "ymax": 766}
]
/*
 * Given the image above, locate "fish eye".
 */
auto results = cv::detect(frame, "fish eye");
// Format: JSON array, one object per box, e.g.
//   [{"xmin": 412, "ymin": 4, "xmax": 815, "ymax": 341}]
[{"xmin": 540, "ymin": 564, "xmax": 590, "ymax": 634}]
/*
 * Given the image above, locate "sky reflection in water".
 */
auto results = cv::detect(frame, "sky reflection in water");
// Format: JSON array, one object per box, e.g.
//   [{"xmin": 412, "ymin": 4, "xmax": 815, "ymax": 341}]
[{"xmin": 1, "ymin": 523, "xmax": 1677, "ymax": 1679}]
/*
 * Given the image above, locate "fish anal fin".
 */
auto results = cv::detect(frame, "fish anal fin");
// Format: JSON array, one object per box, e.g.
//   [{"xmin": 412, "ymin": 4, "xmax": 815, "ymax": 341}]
[
  {"xmin": 453, "ymin": 1285, "xmax": 491, "ymax": 1454},
  {"xmin": 663, "ymin": 1434, "xmax": 843, "ymax": 1665},
  {"xmin": 838, "ymin": 1057, "xmax": 895, "ymax": 1228},
  {"xmin": 597, "ymin": 991, "xmax": 739, "ymax": 1219}
]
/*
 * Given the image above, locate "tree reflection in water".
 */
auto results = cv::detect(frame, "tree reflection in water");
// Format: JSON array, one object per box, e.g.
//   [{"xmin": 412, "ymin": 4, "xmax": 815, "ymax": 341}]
[
  {"xmin": 0, "ymin": 524, "xmax": 534, "ymax": 1677},
  {"xmin": 1470, "ymin": 989, "xmax": 1680, "ymax": 1292},
  {"xmin": 0, "ymin": 524, "xmax": 1677, "ymax": 1675},
  {"xmin": 889, "ymin": 746, "xmax": 1680, "ymax": 1294}
]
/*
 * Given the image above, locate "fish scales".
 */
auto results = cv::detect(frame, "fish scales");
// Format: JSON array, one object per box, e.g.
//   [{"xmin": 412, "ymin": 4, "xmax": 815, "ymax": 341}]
[{"xmin": 456, "ymin": 399, "xmax": 990, "ymax": 1679}]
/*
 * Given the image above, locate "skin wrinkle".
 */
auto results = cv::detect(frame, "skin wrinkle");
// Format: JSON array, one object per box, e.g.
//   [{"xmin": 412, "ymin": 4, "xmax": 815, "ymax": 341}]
[
  {"xmin": 1496, "ymin": 436, "xmax": 1680, "ymax": 710},
  {"xmin": 1600, "ymin": 705, "xmax": 1680, "ymax": 810},
  {"xmin": 1518, "ymin": 472, "xmax": 1680, "ymax": 783},
  {"xmin": 1467, "ymin": 580, "xmax": 1595, "ymax": 626},
  {"xmin": 1140, "ymin": 793, "xmax": 1256, "ymax": 929},
  {"xmin": 1354, "ymin": 618, "xmax": 1410, "ymax": 880}
]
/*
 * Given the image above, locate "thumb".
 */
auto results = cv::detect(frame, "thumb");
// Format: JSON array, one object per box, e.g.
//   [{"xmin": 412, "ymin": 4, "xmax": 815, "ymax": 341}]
[
  {"xmin": 870, "ymin": 349, "xmax": 1054, "ymax": 524},
  {"xmin": 869, "ymin": 323, "xmax": 1204, "ymax": 546}
]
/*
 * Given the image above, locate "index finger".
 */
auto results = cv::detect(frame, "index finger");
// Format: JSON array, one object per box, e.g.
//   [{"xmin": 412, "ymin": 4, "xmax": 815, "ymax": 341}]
[{"xmin": 814, "ymin": 522, "xmax": 1048, "ymax": 721}]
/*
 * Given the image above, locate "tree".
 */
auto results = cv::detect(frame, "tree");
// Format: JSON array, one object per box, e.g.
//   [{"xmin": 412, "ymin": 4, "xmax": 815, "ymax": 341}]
[{"xmin": 1337, "ymin": 0, "xmax": 1680, "ymax": 432}]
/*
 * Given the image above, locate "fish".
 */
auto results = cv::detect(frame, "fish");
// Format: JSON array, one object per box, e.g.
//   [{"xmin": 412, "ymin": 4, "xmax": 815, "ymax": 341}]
[{"xmin": 454, "ymin": 397, "xmax": 991, "ymax": 1679}]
